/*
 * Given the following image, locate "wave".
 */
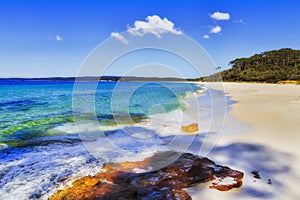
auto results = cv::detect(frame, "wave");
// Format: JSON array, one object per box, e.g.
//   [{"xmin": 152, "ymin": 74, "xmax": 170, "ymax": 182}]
[
  {"xmin": 0, "ymin": 82, "xmax": 207, "ymax": 199},
  {"xmin": 0, "ymin": 141, "xmax": 102, "ymax": 200},
  {"xmin": 0, "ymin": 143, "xmax": 8, "ymax": 149},
  {"xmin": 0, "ymin": 127, "xmax": 174, "ymax": 199}
]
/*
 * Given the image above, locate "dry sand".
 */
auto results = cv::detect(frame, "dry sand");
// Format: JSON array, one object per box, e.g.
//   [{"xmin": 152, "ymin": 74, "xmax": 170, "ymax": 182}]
[
  {"xmin": 219, "ymin": 82, "xmax": 300, "ymax": 151},
  {"xmin": 187, "ymin": 83, "xmax": 300, "ymax": 200}
]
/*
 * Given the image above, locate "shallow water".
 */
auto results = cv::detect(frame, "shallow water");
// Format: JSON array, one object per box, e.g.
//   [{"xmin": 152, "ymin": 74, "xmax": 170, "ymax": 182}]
[{"xmin": 0, "ymin": 80, "xmax": 202, "ymax": 199}]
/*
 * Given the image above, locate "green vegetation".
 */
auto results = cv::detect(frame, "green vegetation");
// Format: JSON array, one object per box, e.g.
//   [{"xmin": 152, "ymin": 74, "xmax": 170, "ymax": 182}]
[{"xmin": 204, "ymin": 48, "xmax": 300, "ymax": 83}]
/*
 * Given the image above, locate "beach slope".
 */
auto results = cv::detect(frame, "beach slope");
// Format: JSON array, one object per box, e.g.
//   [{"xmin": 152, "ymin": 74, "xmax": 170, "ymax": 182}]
[{"xmin": 188, "ymin": 83, "xmax": 300, "ymax": 200}]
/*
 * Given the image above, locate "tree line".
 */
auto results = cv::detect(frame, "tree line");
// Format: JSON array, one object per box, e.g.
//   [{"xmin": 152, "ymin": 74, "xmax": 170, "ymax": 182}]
[{"xmin": 203, "ymin": 48, "xmax": 300, "ymax": 83}]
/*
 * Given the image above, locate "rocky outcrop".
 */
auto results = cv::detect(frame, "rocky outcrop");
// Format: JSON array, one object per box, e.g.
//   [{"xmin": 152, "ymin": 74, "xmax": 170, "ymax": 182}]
[
  {"xmin": 50, "ymin": 152, "xmax": 243, "ymax": 200},
  {"xmin": 181, "ymin": 123, "xmax": 199, "ymax": 133}
]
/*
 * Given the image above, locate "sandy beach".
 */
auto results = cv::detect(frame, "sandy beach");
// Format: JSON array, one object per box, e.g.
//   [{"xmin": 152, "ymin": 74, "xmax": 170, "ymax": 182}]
[
  {"xmin": 187, "ymin": 82, "xmax": 300, "ymax": 200},
  {"xmin": 218, "ymin": 82, "xmax": 300, "ymax": 151}
]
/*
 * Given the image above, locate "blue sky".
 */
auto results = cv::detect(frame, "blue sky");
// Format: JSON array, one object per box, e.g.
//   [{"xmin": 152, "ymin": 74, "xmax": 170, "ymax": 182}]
[{"xmin": 0, "ymin": 0, "xmax": 300, "ymax": 78}]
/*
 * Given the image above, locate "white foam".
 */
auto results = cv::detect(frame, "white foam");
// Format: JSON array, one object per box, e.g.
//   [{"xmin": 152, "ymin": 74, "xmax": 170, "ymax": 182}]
[
  {"xmin": 0, "ymin": 143, "xmax": 8, "ymax": 149},
  {"xmin": 0, "ymin": 141, "xmax": 103, "ymax": 200},
  {"xmin": 0, "ymin": 83, "xmax": 213, "ymax": 199}
]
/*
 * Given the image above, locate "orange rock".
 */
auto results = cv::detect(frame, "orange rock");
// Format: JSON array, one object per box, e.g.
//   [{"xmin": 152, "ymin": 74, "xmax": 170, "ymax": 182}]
[
  {"xmin": 83, "ymin": 177, "xmax": 100, "ymax": 186},
  {"xmin": 50, "ymin": 152, "xmax": 244, "ymax": 200},
  {"xmin": 181, "ymin": 123, "xmax": 199, "ymax": 133}
]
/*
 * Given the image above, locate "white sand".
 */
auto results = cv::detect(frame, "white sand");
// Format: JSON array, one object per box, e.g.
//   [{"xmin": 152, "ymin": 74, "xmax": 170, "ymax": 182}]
[
  {"xmin": 218, "ymin": 83, "xmax": 300, "ymax": 151},
  {"xmin": 187, "ymin": 83, "xmax": 300, "ymax": 200}
]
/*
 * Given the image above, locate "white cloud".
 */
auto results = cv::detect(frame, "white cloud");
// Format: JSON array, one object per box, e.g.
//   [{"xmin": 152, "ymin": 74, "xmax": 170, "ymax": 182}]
[
  {"xmin": 127, "ymin": 15, "xmax": 182, "ymax": 38},
  {"xmin": 111, "ymin": 32, "xmax": 129, "ymax": 44},
  {"xmin": 210, "ymin": 25, "xmax": 222, "ymax": 34},
  {"xmin": 56, "ymin": 34, "xmax": 63, "ymax": 41},
  {"xmin": 203, "ymin": 34, "xmax": 210, "ymax": 39},
  {"xmin": 234, "ymin": 19, "xmax": 246, "ymax": 24},
  {"xmin": 210, "ymin": 11, "xmax": 230, "ymax": 21}
]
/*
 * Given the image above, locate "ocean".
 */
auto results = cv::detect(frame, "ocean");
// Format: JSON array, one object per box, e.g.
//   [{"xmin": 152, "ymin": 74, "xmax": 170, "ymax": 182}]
[{"xmin": 0, "ymin": 80, "xmax": 203, "ymax": 199}]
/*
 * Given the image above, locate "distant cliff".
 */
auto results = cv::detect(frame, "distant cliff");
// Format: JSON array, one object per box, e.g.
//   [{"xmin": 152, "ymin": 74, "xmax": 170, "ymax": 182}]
[{"xmin": 204, "ymin": 48, "xmax": 300, "ymax": 83}]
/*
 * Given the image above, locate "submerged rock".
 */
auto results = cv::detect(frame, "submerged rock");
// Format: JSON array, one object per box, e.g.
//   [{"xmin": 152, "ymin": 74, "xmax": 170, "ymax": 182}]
[{"xmin": 50, "ymin": 152, "xmax": 243, "ymax": 200}]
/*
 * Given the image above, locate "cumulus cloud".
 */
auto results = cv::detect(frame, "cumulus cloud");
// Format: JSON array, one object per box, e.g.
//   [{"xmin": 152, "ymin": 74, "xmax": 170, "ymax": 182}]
[
  {"xmin": 210, "ymin": 11, "xmax": 230, "ymax": 21},
  {"xmin": 111, "ymin": 32, "xmax": 129, "ymax": 44},
  {"xmin": 110, "ymin": 15, "xmax": 182, "ymax": 44},
  {"xmin": 210, "ymin": 25, "xmax": 222, "ymax": 34},
  {"xmin": 203, "ymin": 34, "xmax": 210, "ymax": 39},
  {"xmin": 127, "ymin": 15, "xmax": 182, "ymax": 38},
  {"xmin": 56, "ymin": 34, "xmax": 63, "ymax": 41}
]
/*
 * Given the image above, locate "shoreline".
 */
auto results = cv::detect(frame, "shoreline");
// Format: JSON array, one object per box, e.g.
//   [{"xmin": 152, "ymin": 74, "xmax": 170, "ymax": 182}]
[
  {"xmin": 187, "ymin": 82, "xmax": 300, "ymax": 200},
  {"xmin": 2, "ymin": 81, "xmax": 299, "ymax": 199}
]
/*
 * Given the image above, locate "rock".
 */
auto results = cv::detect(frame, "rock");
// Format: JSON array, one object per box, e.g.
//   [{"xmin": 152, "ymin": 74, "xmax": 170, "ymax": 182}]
[
  {"xmin": 251, "ymin": 170, "xmax": 261, "ymax": 179},
  {"xmin": 50, "ymin": 152, "xmax": 243, "ymax": 200},
  {"xmin": 181, "ymin": 123, "xmax": 199, "ymax": 133},
  {"xmin": 268, "ymin": 179, "xmax": 272, "ymax": 185}
]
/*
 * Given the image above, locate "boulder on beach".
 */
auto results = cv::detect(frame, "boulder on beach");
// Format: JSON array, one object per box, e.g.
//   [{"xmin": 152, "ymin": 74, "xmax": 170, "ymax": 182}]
[
  {"xmin": 181, "ymin": 123, "xmax": 199, "ymax": 133},
  {"xmin": 50, "ymin": 152, "xmax": 243, "ymax": 200}
]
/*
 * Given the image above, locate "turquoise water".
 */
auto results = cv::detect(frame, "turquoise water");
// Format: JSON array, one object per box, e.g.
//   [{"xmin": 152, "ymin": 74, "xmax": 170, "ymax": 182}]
[
  {"xmin": 0, "ymin": 80, "xmax": 199, "ymax": 147},
  {"xmin": 0, "ymin": 80, "xmax": 202, "ymax": 199},
  {"xmin": 0, "ymin": 81, "xmax": 74, "ymax": 147}
]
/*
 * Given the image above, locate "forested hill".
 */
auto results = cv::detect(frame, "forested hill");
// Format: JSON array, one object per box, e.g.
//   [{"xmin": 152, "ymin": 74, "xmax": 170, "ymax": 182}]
[{"xmin": 206, "ymin": 48, "xmax": 300, "ymax": 83}]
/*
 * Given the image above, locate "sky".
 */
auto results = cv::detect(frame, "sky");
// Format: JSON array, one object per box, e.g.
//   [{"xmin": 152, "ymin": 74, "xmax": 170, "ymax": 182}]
[{"xmin": 0, "ymin": 0, "xmax": 300, "ymax": 78}]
